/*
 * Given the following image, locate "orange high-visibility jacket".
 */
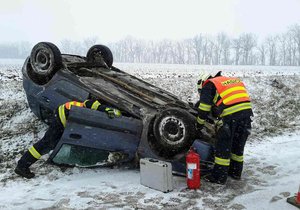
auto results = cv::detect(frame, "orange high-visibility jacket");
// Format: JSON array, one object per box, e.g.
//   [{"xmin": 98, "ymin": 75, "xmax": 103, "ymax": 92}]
[{"xmin": 208, "ymin": 76, "xmax": 251, "ymax": 106}]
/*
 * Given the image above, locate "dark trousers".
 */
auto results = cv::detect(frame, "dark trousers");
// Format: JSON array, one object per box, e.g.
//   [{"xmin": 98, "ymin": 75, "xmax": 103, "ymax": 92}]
[
  {"xmin": 18, "ymin": 111, "xmax": 64, "ymax": 168},
  {"xmin": 212, "ymin": 117, "xmax": 252, "ymax": 182}
]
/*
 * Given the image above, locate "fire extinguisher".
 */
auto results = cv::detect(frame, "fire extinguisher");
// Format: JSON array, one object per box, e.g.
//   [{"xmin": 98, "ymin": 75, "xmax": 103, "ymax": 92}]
[{"xmin": 186, "ymin": 146, "xmax": 200, "ymax": 189}]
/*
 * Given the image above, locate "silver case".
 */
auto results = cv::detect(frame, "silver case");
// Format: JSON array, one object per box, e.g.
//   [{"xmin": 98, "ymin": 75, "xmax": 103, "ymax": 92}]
[{"xmin": 140, "ymin": 158, "xmax": 173, "ymax": 193}]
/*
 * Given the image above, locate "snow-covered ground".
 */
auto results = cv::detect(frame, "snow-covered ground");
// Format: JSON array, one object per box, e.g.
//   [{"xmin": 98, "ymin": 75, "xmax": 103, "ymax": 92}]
[{"xmin": 0, "ymin": 60, "xmax": 300, "ymax": 209}]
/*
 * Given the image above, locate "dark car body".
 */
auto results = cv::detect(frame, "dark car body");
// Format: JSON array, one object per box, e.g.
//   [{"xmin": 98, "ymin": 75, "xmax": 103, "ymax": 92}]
[{"xmin": 22, "ymin": 42, "xmax": 215, "ymax": 174}]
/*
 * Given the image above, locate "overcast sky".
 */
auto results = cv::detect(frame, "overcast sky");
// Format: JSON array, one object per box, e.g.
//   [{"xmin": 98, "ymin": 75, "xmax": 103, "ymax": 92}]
[{"xmin": 1, "ymin": 0, "xmax": 300, "ymax": 44}]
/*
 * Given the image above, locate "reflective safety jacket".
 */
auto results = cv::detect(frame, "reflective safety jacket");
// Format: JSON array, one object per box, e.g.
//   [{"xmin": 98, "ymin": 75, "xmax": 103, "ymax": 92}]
[
  {"xmin": 197, "ymin": 76, "xmax": 253, "ymax": 125},
  {"xmin": 58, "ymin": 100, "xmax": 102, "ymax": 127}
]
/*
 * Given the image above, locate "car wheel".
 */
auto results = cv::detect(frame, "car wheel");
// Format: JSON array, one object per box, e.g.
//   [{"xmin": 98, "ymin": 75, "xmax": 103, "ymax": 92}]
[
  {"xmin": 86, "ymin": 45, "xmax": 113, "ymax": 67},
  {"xmin": 28, "ymin": 42, "xmax": 62, "ymax": 85},
  {"xmin": 153, "ymin": 108, "xmax": 196, "ymax": 156}
]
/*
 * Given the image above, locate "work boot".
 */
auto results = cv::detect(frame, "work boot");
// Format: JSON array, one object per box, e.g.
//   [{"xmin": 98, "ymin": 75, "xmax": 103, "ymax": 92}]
[
  {"xmin": 228, "ymin": 162, "xmax": 242, "ymax": 180},
  {"xmin": 205, "ymin": 164, "xmax": 228, "ymax": 185},
  {"xmin": 14, "ymin": 165, "xmax": 35, "ymax": 179},
  {"xmin": 204, "ymin": 174, "xmax": 227, "ymax": 185},
  {"xmin": 15, "ymin": 151, "xmax": 38, "ymax": 179}
]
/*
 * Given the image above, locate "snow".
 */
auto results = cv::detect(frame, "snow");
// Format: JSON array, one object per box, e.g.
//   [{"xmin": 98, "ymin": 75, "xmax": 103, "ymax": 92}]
[
  {"xmin": 235, "ymin": 132, "xmax": 300, "ymax": 210},
  {"xmin": 1, "ymin": 132, "xmax": 299, "ymax": 210},
  {"xmin": 0, "ymin": 59, "xmax": 300, "ymax": 209}
]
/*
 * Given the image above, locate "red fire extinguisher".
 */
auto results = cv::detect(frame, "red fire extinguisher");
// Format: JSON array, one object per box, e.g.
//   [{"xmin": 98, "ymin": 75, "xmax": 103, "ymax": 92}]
[{"xmin": 186, "ymin": 146, "xmax": 200, "ymax": 189}]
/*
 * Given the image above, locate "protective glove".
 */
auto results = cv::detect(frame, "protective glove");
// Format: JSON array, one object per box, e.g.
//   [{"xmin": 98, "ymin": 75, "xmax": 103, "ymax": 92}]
[
  {"xmin": 105, "ymin": 108, "xmax": 122, "ymax": 118},
  {"xmin": 214, "ymin": 119, "xmax": 223, "ymax": 131}
]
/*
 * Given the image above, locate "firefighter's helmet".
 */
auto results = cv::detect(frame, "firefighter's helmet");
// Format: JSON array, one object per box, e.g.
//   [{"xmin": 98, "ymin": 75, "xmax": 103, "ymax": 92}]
[{"xmin": 197, "ymin": 71, "xmax": 222, "ymax": 93}]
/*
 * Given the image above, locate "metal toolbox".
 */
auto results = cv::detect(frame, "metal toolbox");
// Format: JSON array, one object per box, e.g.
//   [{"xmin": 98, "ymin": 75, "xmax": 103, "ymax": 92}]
[{"xmin": 140, "ymin": 158, "xmax": 173, "ymax": 193}]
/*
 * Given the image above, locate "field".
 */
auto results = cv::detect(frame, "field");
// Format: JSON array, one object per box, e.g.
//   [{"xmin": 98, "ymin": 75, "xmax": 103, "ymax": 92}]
[{"xmin": 0, "ymin": 60, "xmax": 300, "ymax": 209}]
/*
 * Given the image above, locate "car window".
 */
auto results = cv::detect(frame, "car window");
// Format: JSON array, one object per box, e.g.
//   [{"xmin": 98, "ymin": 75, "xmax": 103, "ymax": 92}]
[
  {"xmin": 52, "ymin": 144, "xmax": 110, "ymax": 167},
  {"xmin": 52, "ymin": 144, "xmax": 128, "ymax": 167}
]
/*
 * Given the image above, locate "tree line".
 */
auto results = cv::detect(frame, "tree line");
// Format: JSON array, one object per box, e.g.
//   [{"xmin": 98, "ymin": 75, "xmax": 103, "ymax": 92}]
[
  {"xmin": 0, "ymin": 41, "xmax": 31, "ymax": 59},
  {"xmin": 1, "ymin": 24, "xmax": 300, "ymax": 66},
  {"xmin": 108, "ymin": 24, "xmax": 300, "ymax": 66}
]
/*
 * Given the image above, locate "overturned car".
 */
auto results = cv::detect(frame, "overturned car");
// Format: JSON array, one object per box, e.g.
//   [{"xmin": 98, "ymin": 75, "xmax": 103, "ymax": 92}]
[{"xmin": 22, "ymin": 42, "xmax": 215, "ymax": 174}]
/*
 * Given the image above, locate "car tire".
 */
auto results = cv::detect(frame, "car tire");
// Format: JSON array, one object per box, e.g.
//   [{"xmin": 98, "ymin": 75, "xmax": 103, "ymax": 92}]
[
  {"xmin": 28, "ymin": 42, "xmax": 62, "ymax": 85},
  {"xmin": 153, "ymin": 108, "xmax": 196, "ymax": 156},
  {"xmin": 86, "ymin": 45, "xmax": 113, "ymax": 67}
]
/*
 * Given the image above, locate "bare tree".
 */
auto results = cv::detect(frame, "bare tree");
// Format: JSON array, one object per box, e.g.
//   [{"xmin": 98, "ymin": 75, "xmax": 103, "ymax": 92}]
[
  {"xmin": 191, "ymin": 34, "xmax": 203, "ymax": 64},
  {"xmin": 122, "ymin": 36, "xmax": 136, "ymax": 63},
  {"xmin": 212, "ymin": 34, "xmax": 222, "ymax": 65},
  {"xmin": 184, "ymin": 38, "xmax": 195, "ymax": 64},
  {"xmin": 266, "ymin": 36, "xmax": 278, "ymax": 65},
  {"xmin": 170, "ymin": 41, "xmax": 186, "ymax": 64},
  {"xmin": 289, "ymin": 24, "xmax": 300, "ymax": 65},
  {"xmin": 198, "ymin": 36, "xmax": 214, "ymax": 65},
  {"xmin": 211, "ymin": 32, "xmax": 230, "ymax": 65},
  {"xmin": 278, "ymin": 34, "xmax": 288, "ymax": 65},
  {"xmin": 145, "ymin": 40, "xmax": 157, "ymax": 63},
  {"xmin": 232, "ymin": 37, "xmax": 242, "ymax": 65},
  {"xmin": 285, "ymin": 30, "xmax": 298, "ymax": 65},
  {"xmin": 213, "ymin": 33, "xmax": 231, "ymax": 65},
  {"xmin": 257, "ymin": 42, "xmax": 266, "ymax": 65},
  {"xmin": 221, "ymin": 35, "xmax": 231, "ymax": 65},
  {"xmin": 240, "ymin": 33, "xmax": 257, "ymax": 65},
  {"xmin": 157, "ymin": 40, "xmax": 172, "ymax": 63},
  {"xmin": 201, "ymin": 37, "xmax": 208, "ymax": 64}
]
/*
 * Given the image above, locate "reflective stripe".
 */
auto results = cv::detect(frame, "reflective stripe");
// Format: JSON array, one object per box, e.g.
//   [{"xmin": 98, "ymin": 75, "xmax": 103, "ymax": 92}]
[
  {"xmin": 65, "ymin": 102, "xmax": 73, "ymax": 109},
  {"xmin": 91, "ymin": 101, "xmax": 101, "ymax": 110},
  {"xmin": 223, "ymin": 93, "xmax": 250, "ymax": 105},
  {"xmin": 215, "ymin": 157, "xmax": 230, "ymax": 166},
  {"xmin": 221, "ymin": 102, "xmax": 252, "ymax": 117},
  {"xmin": 197, "ymin": 116, "xmax": 205, "ymax": 125},
  {"xmin": 231, "ymin": 153, "xmax": 244, "ymax": 162},
  {"xmin": 76, "ymin": 102, "xmax": 83, "ymax": 106},
  {"xmin": 198, "ymin": 103, "xmax": 212, "ymax": 112},
  {"xmin": 58, "ymin": 105, "xmax": 67, "ymax": 127},
  {"xmin": 213, "ymin": 92, "xmax": 219, "ymax": 104},
  {"xmin": 83, "ymin": 100, "xmax": 89, "ymax": 107},
  {"xmin": 29, "ymin": 146, "xmax": 41, "ymax": 159},
  {"xmin": 220, "ymin": 86, "xmax": 246, "ymax": 98},
  {"xmin": 65, "ymin": 101, "xmax": 83, "ymax": 110}
]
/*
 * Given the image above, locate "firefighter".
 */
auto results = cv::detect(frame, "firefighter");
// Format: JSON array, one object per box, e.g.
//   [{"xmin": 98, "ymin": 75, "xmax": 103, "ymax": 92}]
[
  {"xmin": 15, "ymin": 99, "xmax": 121, "ymax": 179},
  {"xmin": 196, "ymin": 71, "xmax": 253, "ymax": 184}
]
